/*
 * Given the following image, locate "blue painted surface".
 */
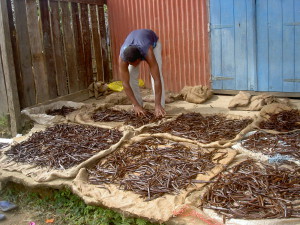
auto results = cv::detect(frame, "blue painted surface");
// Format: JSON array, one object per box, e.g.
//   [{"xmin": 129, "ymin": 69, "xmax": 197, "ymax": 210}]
[
  {"xmin": 295, "ymin": 0, "xmax": 300, "ymax": 91},
  {"xmin": 256, "ymin": 0, "xmax": 269, "ymax": 91},
  {"xmin": 210, "ymin": 0, "xmax": 300, "ymax": 92},
  {"xmin": 210, "ymin": 0, "xmax": 256, "ymax": 90}
]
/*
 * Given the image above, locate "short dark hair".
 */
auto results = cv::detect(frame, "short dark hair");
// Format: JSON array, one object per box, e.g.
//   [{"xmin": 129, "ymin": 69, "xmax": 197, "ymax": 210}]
[{"xmin": 123, "ymin": 46, "xmax": 142, "ymax": 62}]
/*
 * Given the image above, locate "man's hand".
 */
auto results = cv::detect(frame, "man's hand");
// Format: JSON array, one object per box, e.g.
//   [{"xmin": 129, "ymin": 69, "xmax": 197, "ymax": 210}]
[
  {"xmin": 154, "ymin": 104, "xmax": 166, "ymax": 118},
  {"xmin": 133, "ymin": 105, "xmax": 146, "ymax": 117}
]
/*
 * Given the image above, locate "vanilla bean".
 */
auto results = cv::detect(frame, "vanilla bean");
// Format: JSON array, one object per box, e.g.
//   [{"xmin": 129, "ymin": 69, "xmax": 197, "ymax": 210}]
[
  {"xmin": 88, "ymin": 137, "xmax": 225, "ymax": 200},
  {"xmin": 5, "ymin": 124, "xmax": 122, "ymax": 169}
]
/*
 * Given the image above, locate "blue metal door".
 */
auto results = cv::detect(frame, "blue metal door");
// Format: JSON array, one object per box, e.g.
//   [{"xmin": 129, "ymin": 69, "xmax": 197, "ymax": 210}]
[{"xmin": 210, "ymin": 0, "xmax": 300, "ymax": 92}]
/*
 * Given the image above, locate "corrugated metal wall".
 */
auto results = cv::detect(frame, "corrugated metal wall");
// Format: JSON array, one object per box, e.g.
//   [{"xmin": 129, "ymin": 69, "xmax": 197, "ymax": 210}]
[{"xmin": 107, "ymin": 0, "xmax": 211, "ymax": 92}]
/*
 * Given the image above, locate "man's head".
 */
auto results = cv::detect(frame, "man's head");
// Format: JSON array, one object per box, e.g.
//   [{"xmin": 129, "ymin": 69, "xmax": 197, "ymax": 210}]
[{"xmin": 123, "ymin": 46, "xmax": 142, "ymax": 66}]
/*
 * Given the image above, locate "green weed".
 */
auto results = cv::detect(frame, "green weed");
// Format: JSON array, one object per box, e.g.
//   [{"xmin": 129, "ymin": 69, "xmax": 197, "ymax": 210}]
[
  {"xmin": 0, "ymin": 114, "xmax": 10, "ymax": 137},
  {"xmin": 0, "ymin": 183, "xmax": 161, "ymax": 225}
]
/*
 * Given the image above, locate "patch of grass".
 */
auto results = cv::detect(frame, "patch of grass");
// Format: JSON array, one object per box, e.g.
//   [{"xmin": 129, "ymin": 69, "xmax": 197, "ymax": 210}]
[
  {"xmin": 0, "ymin": 114, "xmax": 11, "ymax": 138},
  {"xmin": 0, "ymin": 183, "xmax": 161, "ymax": 225}
]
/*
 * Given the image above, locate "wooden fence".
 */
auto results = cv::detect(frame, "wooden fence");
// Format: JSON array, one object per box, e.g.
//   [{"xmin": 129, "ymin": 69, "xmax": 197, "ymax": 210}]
[
  {"xmin": 7, "ymin": 0, "xmax": 109, "ymax": 109},
  {"xmin": 0, "ymin": 0, "xmax": 110, "ymax": 135}
]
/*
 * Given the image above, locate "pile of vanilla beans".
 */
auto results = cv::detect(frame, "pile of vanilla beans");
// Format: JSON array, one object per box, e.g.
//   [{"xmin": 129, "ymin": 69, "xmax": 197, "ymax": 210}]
[
  {"xmin": 46, "ymin": 106, "xmax": 76, "ymax": 117},
  {"xmin": 88, "ymin": 137, "xmax": 225, "ymax": 200},
  {"xmin": 259, "ymin": 109, "xmax": 300, "ymax": 131},
  {"xmin": 145, "ymin": 113, "xmax": 253, "ymax": 143},
  {"xmin": 92, "ymin": 108, "xmax": 162, "ymax": 128},
  {"xmin": 0, "ymin": 143, "xmax": 9, "ymax": 149},
  {"xmin": 5, "ymin": 124, "xmax": 122, "ymax": 169},
  {"xmin": 201, "ymin": 159, "xmax": 300, "ymax": 220},
  {"xmin": 242, "ymin": 130, "xmax": 300, "ymax": 160}
]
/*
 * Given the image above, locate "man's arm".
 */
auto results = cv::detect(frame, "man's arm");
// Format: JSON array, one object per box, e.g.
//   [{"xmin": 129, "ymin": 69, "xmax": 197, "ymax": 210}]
[
  {"xmin": 118, "ymin": 57, "xmax": 146, "ymax": 116},
  {"xmin": 145, "ymin": 47, "xmax": 166, "ymax": 117}
]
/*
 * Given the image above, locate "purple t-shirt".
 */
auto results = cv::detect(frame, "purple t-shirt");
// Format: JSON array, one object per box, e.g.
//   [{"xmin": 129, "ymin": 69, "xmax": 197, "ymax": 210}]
[{"xmin": 120, "ymin": 29, "xmax": 158, "ymax": 61}]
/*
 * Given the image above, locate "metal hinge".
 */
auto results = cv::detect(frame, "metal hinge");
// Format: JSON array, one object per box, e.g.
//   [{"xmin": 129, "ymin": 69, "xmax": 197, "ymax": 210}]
[
  {"xmin": 212, "ymin": 76, "xmax": 234, "ymax": 81},
  {"xmin": 284, "ymin": 79, "xmax": 300, "ymax": 83}
]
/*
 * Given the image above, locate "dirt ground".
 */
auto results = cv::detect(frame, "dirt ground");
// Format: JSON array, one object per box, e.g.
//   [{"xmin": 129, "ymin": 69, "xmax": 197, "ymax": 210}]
[{"xmin": 0, "ymin": 210, "xmax": 37, "ymax": 225}]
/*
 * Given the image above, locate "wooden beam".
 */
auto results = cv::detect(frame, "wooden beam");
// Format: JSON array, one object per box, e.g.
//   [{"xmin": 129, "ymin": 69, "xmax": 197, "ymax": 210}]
[
  {"xmin": 51, "ymin": 0, "xmax": 105, "ymax": 5},
  {"xmin": 40, "ymin": 0, "xmax": 58, "ymax": 99},
  {"xmin": 72, "ymin": 3, "xmax": 86, "ymax": 89},
  {"xmin": 25, "ymin": 89, "xmax": 90, "ymax": 109},
  {"xmin": 50, "ymin": 1, "xmax": 68, "ymax": 96},
  {"xmin": 213, "ymin": 90, "xmax": 300, "ymax": 98},
  {"xmin": 80, "ymin": 4, "xmax": 93, "ymax": 86},
  {"xmin": 13, "ymin": 0, "xmax": 37, "ymax": 108},
  {"xmin": 98, "ymin": 4, "xmax": 110, "ymax": 82},
  {"xmin": 0, "ymin": 0, "xmax": 21, "ymax": 136},
  {"xmin": 0, "ymin": 48, "xmax": 9, "ymax": 115},
  {"xmin": 60, "ymin": 1, "xmax": 79, "ymax": 93},
  {"xmin": 26, "ymin": 0, "xmax": 50, "ymax": 103},
  {"xmin": 90, "ymin": 5, "xmax": 104, "ymax": 81}
]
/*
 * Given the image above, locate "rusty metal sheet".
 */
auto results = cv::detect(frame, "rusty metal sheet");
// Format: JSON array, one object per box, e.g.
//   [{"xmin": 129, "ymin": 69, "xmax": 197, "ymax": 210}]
[{"xmin": 107, "ymin": 0, "xmax": 211, "ymax": 92}]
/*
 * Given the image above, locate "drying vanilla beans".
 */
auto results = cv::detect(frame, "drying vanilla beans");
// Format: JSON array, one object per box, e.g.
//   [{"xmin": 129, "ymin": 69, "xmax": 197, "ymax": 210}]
[
  {"xmin": 88, "ymin": 137, "xmax": 225, "ymax": 200},
  {"xmin": 5, "ymin": 124, "xmax": 122, "ymax": 170},
  {"xmin": 0, "ymin": 143, "xmax": 9, "ymax": 149},
  {"xmin": 92, "ymin": 108, "xmax": 162, "ymax": 128},
  {"xmin": 259, "ymin": 109, "xmax": 300, "ymax": 131},
  {"xmin": 201, "ymin": 159, "xmax": 300, "ymax": 220},
  {"xmin": 241, "ymin": 130, "xmax": 300, "ymax": 160},
  {"xmin": 46, "ymin": 106, "xmax": 76, "ymax": 117},
  {"xmin": 145, "ymin": 113, "xmax": 253, "ymax": 143}
]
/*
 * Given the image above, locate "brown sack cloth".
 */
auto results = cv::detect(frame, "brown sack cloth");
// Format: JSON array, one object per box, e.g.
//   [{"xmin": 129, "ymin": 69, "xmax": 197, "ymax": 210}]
[
  {"xmin": 143, "ymin": 92, "xmax": 183, "ymax": 104},
  {"xmin": 229, "ymin": 91, "xmax": 290, "ymax": 111},
  {"xmin": 88, "ymin": 81, "xmax": 111, "ymax": 99},
  {"xmin": 71, "ymin": 134, "xmax": 236, "ymax": 223},
  {"xmin": 180, "ymin": 86, "xmax": 213, "ymax": 104}
]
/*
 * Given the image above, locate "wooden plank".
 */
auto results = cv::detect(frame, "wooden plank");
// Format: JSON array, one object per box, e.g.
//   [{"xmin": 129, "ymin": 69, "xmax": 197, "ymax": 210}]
[
  {"xmin": 72, "ymin": 2, "xmax": 86, "ymax": 89},
  {"xmin": 268, "ymin": 0, "xmax": 283, "ymax": 92},
  {"xmin": 60, "ymin": 1, "xmax": 79, "ymax": 93},
  {"xmin": 282, "ymin": 0, "xmax": 295, "ymax": 92},
  {"xmin": 90, "ymin": 5, "xmax": 104, "ymax": 81},
  {"xmin": 0, "ymin": 0, "xmax": 21, "ymax": 135},
  {"xmin": 52, "ymin": 0, "xmax": 105, "ymax": 5},
  {"xmin": 6, "ymin": 0, "xmax": 24, "ymax": 109},
  {"xmin": 26, "ymin": 89, "xmax": 89, "ymax": 109},
  {"xmin": 49, "ymin": 1, "xmax": 68, "ymax": 96},
  {"xmin": 26, "ymin": 0, "xmax": 50, "ymax": 103},
  {"xmin": 234, "ymin": 0, "xmax": 247, "ymax": 90},
  {"xmin": 213, "ymin": 90, "xmax": 300, "ymax": 98},
  {"xmin": 295, "ymin": 0, "xmax": 300, "ymax": 92},
  {"xmin": 98, "ymin": 4, "xmax": 110, "ymax": 82},
  {"xmin": 210, "ymin": 0, "xmax": 222, "ymax": 89},
  {"xmin": 0, "ymin": 48, "xmax": 9, "ymax": 115},
  {"xmin": 256, "ymin": 0, "xmax": 269, "ymax": 91},
  {"xmin": 246, "ymin": 0, "xmax": 257, "ymax": 91},
  {"xmin": 40, "ymin": 0, "xmax": 58, "ymax": 98},
  {"xmin": 221, "ymin": 0, "xmax": 235, "ymax": 90},
  {"xmin": 13, "ymin": 0, "xmax": 36, "ymax": 107},
  {"xmin": 80, "ymin": 4, "xmax": 93, "ymax": 86}
]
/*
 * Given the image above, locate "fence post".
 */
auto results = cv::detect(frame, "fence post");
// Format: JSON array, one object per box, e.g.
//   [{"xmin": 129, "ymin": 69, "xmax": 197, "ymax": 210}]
[{"xmin": 0, "ymin": 0, "xmax": 21, "ymax": 136}]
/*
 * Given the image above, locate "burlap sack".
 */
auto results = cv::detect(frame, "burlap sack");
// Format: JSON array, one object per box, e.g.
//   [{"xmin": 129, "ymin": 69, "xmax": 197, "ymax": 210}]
[
  {"xmin": 21, "ymin": 101, "xmax": 85, "ymax": 125},
  {"xmin": 103, "ymin": 91, "xmax": 132, "ymax": 105},
  {"xmin": 172, "ymin": 154, "xmax": 300, "ymax": 225},
  {"xmin": 180, "ymin": 86, "xmax": 213, "ymax": 104},
  {"xmin": 229, "ymin": 92, "xmax": 290, "ymax": 111},
  {"xmin": 143, "ymin": 92, "xmax": 183, "ymax": 104},
  {"xmin": 140, "ymin": 113, "xmax": 257, "ymax": 148},
  {"xmin": 71, "ymin": 134, "xmax": 237, "ymax": 223},
  {"xmin": 228, "ymin": 91, "xmax": 251, "ymax": 109},
  {"xmin": 0, "ymin": 123, "xmax": 132, "ymax": 182},
  {"xmin": 88, "ymin": 81, "xmax": 111, "ymax": 98}
]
